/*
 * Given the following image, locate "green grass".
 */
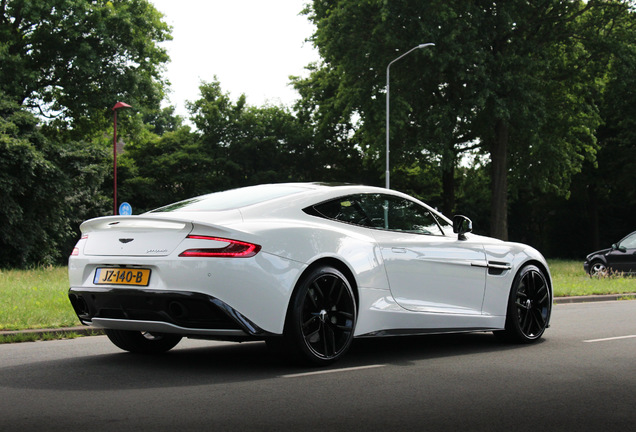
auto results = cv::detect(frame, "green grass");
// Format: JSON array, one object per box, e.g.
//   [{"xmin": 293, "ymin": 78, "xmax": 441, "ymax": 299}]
[
  {"xmin": 548, "ymin": 259, "xmax": 636, "ymax": 297},
  {"xmin": 0, "ymin": 262, "xmax": 635, "ymax": 337},
  {"xmin": 0, "ymin": 266, "xmax": 79, "ymax": 331}
]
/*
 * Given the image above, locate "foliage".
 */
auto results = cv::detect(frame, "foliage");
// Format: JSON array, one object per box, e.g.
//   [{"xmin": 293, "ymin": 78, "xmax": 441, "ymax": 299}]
[
  {"xmin": 119, "ymin": 80, "xmax": 369, "ymax": 212},
  {"xmin": 454, "ymin": 165, "xmax": 492, "ymax": 236},
  {"xmin": 291, "ymin": 63, "xmax": 372, "ymax": 185},
  {"xmin": 0, "ymin": 0, "xmax": 171, "ymax": 267},
  {"xmin": 301, "ymin": 0, "xmax": 634, "ymax": 240},
  {"xmin": 1, "ymin": 96, "xmax": 68, "ymax": 267},
  {"xmin": 0, "ymin": 0, "xmax": 635, "ymax": 267},
  {"xmin": 580, "ymin": 31, "xmax": 636, "ymax": 248},
  {"xmin": 0, "ymin": 94, "xmax": 110, "ymax": 267},
  {"xmin": 506, "ymin": 7, "xmax": 636, "ymax": 256},
  {"xmin": 0, "ymin": 0, "xmax": 171, "ymax": 136}
]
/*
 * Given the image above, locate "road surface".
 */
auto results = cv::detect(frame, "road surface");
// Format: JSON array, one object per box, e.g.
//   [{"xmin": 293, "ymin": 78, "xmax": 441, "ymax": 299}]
[{"xmin": 1, "ymin": 301, "xmax": 635, "ymax": 431}]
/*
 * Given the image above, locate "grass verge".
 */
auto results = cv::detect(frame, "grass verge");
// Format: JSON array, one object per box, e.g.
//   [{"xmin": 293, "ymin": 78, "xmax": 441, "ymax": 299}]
[
  {"xmin": 0, "ymin": 331, "xmax": 84, "ymax": 344},
  {"xmin": 548, "ymin": 259, "xmax": 636, "ymax": 297},
  {"xmin": 0, "ymin": 266, "xmax": 78, "ymax": 332}
]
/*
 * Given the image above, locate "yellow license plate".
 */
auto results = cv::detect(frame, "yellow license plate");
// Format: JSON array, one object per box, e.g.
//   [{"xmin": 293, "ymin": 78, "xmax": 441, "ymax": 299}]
[{"xmin": 94, "ymin": 268, "xmax": 151, "ymax": 286}]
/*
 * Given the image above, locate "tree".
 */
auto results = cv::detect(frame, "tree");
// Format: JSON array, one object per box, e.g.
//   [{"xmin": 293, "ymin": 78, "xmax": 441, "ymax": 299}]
[
  {"xmin": 119, "ymin": 80, "xmax": 321, "ymax": 211},
  {"xmin": 188, "ymin": 79, "xmax": 365, "ymax": 187},
  {"xmin": 0, "ymin": 94, "xmax": 109, "ymax": 267},
  {"xmin": 118, "ymin": 123, "xmax": 198, "ymax": 211},
  {"xmin": 570, "ymin": 21, "xmax": 636, "ymax": 251},
  {"xmin": 302, "ymin": 0, "xmax": 633, "ymax": 239},
  {"xmin": 0, "ymin": 0, "xmax": 171, "ymax": 135},
  {"xmin": 291, "ymin": 63, "xmax": 370, "ymax": 184},
  {"xmin": 471, "ymin": 1, "xmax": 630, "ymax": 240}
]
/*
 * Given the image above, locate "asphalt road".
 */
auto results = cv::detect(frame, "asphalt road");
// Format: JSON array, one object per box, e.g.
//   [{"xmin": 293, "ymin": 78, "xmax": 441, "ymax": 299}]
[{"xmin": 1, "ymin": 301, "xmax": 635, "ymax": 432}]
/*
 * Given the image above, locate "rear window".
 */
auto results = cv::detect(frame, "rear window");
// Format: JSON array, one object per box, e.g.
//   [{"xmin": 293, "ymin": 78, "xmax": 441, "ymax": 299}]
[{"xmin": 148, "ymin": 185, "xmax": 307, "ymax": 213}]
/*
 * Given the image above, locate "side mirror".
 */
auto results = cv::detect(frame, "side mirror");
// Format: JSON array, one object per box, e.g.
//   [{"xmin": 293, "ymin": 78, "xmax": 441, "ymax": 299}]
[
  {"xmin": 453, "ymin": 215, "xmax": 473, "ymax": 241},
  {"xmin": 613, "ymin": 243, "xmax": 627, "ymax": 253}
]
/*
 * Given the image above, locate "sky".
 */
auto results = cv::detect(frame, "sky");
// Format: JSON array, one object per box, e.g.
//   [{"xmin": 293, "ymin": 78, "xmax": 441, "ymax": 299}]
[{"xmin": 150, "ymin": 1, "xmax": 320, "ymax": 117}]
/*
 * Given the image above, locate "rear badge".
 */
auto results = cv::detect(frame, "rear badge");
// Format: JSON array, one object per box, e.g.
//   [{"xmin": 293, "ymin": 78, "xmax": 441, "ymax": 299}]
[{"xmin": 147, "ymin": 249, "xmax": 168, "ymax": 254}]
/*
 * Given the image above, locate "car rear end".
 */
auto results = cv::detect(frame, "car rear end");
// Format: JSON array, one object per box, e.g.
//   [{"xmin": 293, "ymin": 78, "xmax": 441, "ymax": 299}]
[{"xmin": 68, "ymin": 215, "xmax": 304, "ymax": 339}]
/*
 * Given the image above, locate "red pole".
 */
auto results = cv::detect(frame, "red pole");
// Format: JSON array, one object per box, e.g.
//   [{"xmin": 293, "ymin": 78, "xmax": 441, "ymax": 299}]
[{"xmin": 113, "ymin": 108, "xmax": 118, "ymax": 215}]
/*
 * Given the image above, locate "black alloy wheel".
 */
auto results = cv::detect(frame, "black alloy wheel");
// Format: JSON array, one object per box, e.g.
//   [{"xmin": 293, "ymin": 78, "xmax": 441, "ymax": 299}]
[
  {"xmin": 105, "ymin": 329, "xmax": 182, "ymax": 354},
  {"xmin": 287, "ymin": 266, "xmax": 357, "ymax": 365},
  {"xmin": 496, "ymin": 264, "xmax": 551, "ymax": 343}
]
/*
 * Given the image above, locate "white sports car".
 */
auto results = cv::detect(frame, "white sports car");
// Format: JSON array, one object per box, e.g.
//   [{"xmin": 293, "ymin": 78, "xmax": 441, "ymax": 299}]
[{"xmin": 68, "ymin": 183, "xmax": 552, "ymax": 365}]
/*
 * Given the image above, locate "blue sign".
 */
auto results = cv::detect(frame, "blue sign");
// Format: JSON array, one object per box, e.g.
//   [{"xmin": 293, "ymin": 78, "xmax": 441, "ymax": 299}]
[{"xmin": 119, "ymin": 202, "xmax": 132, "ymax": 215}]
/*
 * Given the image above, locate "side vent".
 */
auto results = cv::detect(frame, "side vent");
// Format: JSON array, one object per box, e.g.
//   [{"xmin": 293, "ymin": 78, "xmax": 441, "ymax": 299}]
[{"xmin": 487, "ymin": 261, "xmax": 512, "ymax": 276}]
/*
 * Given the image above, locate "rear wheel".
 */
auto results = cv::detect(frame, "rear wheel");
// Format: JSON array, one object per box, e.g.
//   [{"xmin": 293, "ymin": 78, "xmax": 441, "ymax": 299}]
[
  {"xmin": 495, "ymin": 264, "xmax": 551, "ymax": 343},
  {"xmin": 105, "ymin": 329, "xmax": 182, "ymax": 354},
  {"xmin": 285, "ymin": 266, "xmax": 356, "ymax": 365}
]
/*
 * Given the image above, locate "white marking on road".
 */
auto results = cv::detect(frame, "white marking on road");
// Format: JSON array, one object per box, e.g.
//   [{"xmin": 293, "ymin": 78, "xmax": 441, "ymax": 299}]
[
  {"xmin": 282, "ymin": 364, "xmax": 386, "ymax": 378},
  {"xmin": 583, "ymin": 335, "xmax": 636, "ymax": 343}
]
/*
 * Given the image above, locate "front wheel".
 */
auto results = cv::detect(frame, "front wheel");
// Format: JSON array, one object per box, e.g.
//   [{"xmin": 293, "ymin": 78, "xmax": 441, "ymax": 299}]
[
  {"xmin": 105, "ymin": 329, "xmax": 182, "ymax": 354},
  {"xmin": 589, "ymin": 260, "xmax": 608, "ymax": 277},
  {"xmin": 285, "ymin": 266, "xmax": 357, "ymax": 365},
  {"xmin": 495, "ymin": 264, "xmax": 551, "ymax": 343}
]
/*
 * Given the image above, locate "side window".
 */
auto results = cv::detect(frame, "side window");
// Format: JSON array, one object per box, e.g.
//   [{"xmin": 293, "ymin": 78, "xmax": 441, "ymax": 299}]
[
  {"xmin": 311, "ymin": 194, "xmax": 446, "ymax": 235},
  {"xmin": 312, "ymin": 196, "xmax": 377, "ymax": 227},
  {"xmin": 380, "ymin": 195, "xmax": 444, "ymax": 235}
]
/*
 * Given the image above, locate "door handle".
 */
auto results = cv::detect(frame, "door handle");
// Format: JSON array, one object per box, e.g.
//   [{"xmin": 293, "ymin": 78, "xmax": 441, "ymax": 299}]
[{"xmin": 391, "ymin": 247, "xmax": 407, "ymax": 254}]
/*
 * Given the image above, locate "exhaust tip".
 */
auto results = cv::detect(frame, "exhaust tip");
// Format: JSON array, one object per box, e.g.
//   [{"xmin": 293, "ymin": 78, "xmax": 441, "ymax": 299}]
[
  {"xmin": 168, "ymin": 301, "xmax": 188, "ymax": 319},
  {"xmin": 69, "ymin": 294, "xmax": 89, "ymax": 316}
]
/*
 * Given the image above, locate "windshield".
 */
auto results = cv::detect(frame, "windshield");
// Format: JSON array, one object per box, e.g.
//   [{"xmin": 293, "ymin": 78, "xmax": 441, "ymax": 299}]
[{"xmin": 148, "ymin": 185, "xmax": 307, "ymax": 213}]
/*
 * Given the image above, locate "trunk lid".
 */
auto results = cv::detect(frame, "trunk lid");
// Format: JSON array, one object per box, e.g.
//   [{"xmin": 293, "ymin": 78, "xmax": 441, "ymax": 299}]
[{"xmin": 81, "ymin": 216, "xmax": 194, "ymax": 257}]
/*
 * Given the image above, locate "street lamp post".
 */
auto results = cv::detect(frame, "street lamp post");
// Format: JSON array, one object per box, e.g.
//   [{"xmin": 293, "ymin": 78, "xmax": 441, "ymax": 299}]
[
  {"xmin": 112, "ymin": 101, "xmax": 132, "ymax": 215},
  {"xmin": 385, "ymin": 43, "xmax": 434, "ymax": 189}
]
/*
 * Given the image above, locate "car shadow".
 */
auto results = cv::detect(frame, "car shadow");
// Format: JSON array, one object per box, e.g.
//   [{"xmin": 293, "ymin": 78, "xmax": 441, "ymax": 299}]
[{"xmin": 0, "ymin": 332, "xmax": 544, "ymax": 392}]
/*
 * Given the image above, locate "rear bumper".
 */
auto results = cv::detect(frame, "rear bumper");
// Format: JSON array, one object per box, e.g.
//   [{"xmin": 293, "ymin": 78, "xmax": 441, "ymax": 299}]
[{"xmin": 68, "ymin": 287, "xmax": 269, "ymax": 338}]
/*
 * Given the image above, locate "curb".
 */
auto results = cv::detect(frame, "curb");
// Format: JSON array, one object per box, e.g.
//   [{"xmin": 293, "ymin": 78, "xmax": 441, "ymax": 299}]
[
  {"xmin": 0, "ymin": 326, "xmax": 104, "ymax": 338},
  {"xmin": 553, "ymin": 293, "xmax": 636, "ymax": 304},
  {"xmin": 2, "ymin": 294, "xmax": 635, "ymax": 340}
]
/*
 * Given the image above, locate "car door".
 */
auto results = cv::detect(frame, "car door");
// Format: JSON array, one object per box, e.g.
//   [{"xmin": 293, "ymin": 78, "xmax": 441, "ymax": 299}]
[
  {"xmin": 359, "ymin": 194, "xmax": 488, "ymax": 315},
  {"xmin": 607, "ymin": 232, "xmax": 636, "ymax": 273}
]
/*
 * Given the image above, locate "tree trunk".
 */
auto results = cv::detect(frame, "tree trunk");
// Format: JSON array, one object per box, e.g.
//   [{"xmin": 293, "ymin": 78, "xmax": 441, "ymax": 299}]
[
  {"xmin": 490, "ymin": 119, "xmax": 509, "ymax": 240},
  {"xmin": 587, "ymin": 184, "xmax": 600, "ymax": 250},
  {"xmin": 441, "ymin": 162, "xmax": 455, "ymax": 217}
]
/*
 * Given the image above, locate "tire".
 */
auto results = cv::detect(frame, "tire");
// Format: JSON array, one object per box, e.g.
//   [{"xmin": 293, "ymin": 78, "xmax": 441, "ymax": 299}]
[
  {"xmin": 495, "ymin": 264, "xmax": 551, "ymax": 343},
  {"xmin": 105, "ymin": 329, "xmax": 182, "ymax": 354},
  {"xmin": 589, "ymin": 260, "xmax": 608, "ymax": 277},
  {"xmin": 285, "ymin": 266, "xmax": 357, "ymax": 365}
]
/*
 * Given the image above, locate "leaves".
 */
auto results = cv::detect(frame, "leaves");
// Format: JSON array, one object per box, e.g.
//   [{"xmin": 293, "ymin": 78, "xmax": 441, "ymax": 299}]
[
  {"xmin": 0, "ymin": 0, "xmax": 171, "ymax": 134},
  {"xmin": 302, "ymin": 0, "xmax": 635, "ymax": 239},
  {"xmin": 0, "ymin": 95, "xmax": 109, "ymax": 267}
]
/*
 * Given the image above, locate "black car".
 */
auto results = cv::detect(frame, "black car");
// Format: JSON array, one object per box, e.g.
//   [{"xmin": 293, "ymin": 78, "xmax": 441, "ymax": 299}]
[{"xmin": 584, "ymin": 231, "xmax": 636, "ymax": 276}]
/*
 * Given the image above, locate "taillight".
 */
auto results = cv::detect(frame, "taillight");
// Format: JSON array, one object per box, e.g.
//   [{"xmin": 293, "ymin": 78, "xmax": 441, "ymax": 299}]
[
  {"xmin": 71, "ymin": 235, "xmax": 88, "ymax": 256},
  {"xmin": 179, "ymin": 235, "xmax": 261, "ymax": 258}
]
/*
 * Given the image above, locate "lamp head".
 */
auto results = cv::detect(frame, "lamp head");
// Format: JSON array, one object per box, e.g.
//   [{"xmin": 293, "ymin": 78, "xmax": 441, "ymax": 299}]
[{"xmin": 112, "ymin": 102, "xmax": 132, "ymax": 111}]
